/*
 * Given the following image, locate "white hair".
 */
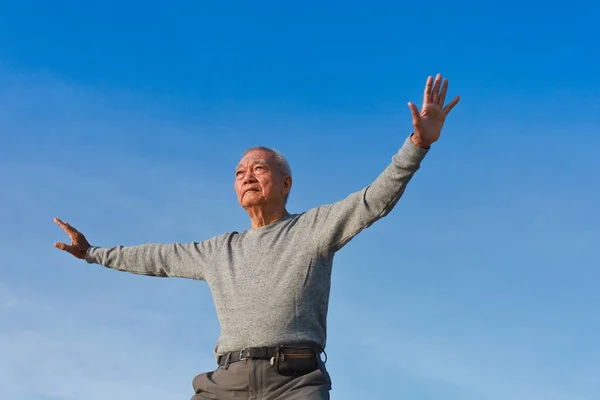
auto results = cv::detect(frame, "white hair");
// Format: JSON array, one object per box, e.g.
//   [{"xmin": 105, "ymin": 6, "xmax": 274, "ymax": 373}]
[{"xmin": 243, "ymin": 146, "xmax": 292, "ymax": 203}]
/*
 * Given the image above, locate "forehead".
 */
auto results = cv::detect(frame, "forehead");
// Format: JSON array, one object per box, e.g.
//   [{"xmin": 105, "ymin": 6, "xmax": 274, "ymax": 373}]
[{"xmin": 237, "ymin": 149, "xmax": 276, "ymax": 168}]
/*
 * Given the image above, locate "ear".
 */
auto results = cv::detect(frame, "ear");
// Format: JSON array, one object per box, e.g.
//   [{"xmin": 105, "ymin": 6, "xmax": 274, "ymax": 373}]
[{"xmin": 282, "ymin": 176, "xmax": 292, "ymax": 196}]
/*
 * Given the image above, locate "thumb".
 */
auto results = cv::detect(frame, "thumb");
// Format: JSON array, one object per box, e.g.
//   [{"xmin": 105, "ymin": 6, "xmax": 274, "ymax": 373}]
[
  {"xmin": 408, "ymin": 102, "xmax": 421, "ymax": 126},
  {"xmin": 54, "ymin": 242, "xmax": 72, "ymax": 252}
]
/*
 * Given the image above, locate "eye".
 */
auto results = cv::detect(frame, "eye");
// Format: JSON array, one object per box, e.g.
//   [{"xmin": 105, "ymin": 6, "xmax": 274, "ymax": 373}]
[
  {"xmin": 236, "ymin": 170, "xmax": 244, "ymax": 177},
  {"xmin": 255, "ymin": 165, "xmax": 265, "ymax": 171}
]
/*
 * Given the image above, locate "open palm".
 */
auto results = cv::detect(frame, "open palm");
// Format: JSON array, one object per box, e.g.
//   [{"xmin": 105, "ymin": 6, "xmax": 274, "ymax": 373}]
[{"xmin": 408, "ymin": 74, "xmax": 460, "ymax": 147}]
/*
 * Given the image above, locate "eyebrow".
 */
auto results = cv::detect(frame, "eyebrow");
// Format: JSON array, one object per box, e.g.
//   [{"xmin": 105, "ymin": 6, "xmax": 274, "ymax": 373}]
[{"xmin": 236, "ymin": 159, "xmax": 269, "ymax": 170}]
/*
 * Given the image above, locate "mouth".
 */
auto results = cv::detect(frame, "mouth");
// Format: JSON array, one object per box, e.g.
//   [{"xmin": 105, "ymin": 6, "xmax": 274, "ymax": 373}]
[{"xmin": 243, "ymin": 188, "xmax": 260, "ymax": 196}]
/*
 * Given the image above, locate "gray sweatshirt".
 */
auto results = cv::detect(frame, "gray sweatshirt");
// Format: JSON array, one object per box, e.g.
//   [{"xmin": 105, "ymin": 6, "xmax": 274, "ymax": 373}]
[{"xmin": 86, "ymin": 136, "xmax": 428, "ymax": 356}]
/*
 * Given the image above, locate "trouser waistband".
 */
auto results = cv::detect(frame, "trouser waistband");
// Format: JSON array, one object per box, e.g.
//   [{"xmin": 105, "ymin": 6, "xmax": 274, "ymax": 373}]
[{"xmin": 217, "ymin": 344, "xmax": 322, "ymax": 366}]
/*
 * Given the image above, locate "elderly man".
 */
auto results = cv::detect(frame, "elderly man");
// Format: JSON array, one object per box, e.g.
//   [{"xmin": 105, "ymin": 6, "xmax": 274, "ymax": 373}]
[{"xmin": 55, "ymin": 74, "xmax": 459, "ymax": 400}]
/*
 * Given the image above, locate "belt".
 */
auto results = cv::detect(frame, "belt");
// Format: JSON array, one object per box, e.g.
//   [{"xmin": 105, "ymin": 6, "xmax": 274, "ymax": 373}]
[{"xmin": 217, "ymin": 345, "xmax": 320, "ymax": 366}]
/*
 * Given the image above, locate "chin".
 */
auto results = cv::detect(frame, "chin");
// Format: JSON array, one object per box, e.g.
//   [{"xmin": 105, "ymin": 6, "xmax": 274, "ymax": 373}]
[{"xmin": 240, "ymin": 199, "xmax": 263, "ymax": 208}]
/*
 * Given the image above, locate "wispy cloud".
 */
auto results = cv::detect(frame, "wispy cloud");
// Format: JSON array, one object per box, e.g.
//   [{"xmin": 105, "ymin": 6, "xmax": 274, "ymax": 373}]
[
  {"xmin": 363, "ymin": 333, "xmax": 594, "ymax": 400},
  {"xmin": 1, "ymin": 67, "xmax": 599, "ymax": 400},
  {"xmin": 318, "ymin": 294, "xmax": 599, "ymax": 400},
  {"xmin": 0, "ymin": 69, "xmax": 233, "ymax": 399},
  {"xmin": 0, "ymin": 281, "xmax": 219, "ymax": 400}
]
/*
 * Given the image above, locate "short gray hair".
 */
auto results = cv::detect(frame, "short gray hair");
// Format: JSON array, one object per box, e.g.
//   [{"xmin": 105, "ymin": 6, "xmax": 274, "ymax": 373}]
[{"xmin": 243, "ymin": 146, "xmax": 292, "ymax": 202}]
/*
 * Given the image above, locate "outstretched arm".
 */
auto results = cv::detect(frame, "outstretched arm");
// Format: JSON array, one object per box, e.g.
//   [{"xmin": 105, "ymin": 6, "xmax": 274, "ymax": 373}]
[
  {"xmin": 308, "ymin": 74, "xmax": 460, "ymax": 253},
  {"xmin": 53, "ymin": 217, "xmax": 222, "ymax": 280}
]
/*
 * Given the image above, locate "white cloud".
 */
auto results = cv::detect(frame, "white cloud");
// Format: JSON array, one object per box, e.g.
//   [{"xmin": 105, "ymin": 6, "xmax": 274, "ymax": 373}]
[{"xmin": 0, "ymin": 282, "xmax": 218, "ymax": 400}]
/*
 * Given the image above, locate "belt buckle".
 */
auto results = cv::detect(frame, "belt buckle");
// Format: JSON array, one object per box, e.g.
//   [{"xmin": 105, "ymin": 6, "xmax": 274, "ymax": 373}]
[{"xmin": 239, "ymin": 348, "xmax": 248, "ymax": 360}]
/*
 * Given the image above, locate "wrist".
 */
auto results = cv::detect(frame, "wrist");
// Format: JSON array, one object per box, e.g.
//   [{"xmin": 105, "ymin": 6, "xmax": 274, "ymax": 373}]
[
  {"xmin": 410, "ymin": 133, "xmax": 432, "ymax": 149},
  {"xmin": 77, "ymin": 243, "xmax": 91, "ymax": 260}
]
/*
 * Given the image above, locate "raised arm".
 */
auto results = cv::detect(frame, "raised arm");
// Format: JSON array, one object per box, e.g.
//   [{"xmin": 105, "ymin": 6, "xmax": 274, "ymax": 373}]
[
  {"xmin": 53, "ymin": 217, "xmax": 223, "ymax": 280},
  {"xmin": 307, "ymin": 74, "xmax": 460, "ymax": 253}
]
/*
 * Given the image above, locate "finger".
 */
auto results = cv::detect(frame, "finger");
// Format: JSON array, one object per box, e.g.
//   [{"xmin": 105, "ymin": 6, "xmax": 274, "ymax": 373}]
[
  {"xmin": 408, "ymin": 102, "xmax": 421, "ymax": 127},
  {"xmin": 54, "ymin": 217, "xmax": 79, "ymax": 238},
  {"xmin": 64, "ymin": 221, "xmax": 80, "ymax": 235},
  {"xmin": 443, "ymin": 96, "xmax": 460, "ymax": 115},
  {"xmin": 439, "ymin": 78, "xmax": 448, "ymax": 106},
  {"xmin": 423, "ymin": 76, "xmax": 433, "ymax": 107},
  {"xmin": 54, "ymin": 217, "xmax": 73, "ymax": 232},
  {"xmin": 431, "ymin": 74, "xmax": 442, "ymax": 104}
]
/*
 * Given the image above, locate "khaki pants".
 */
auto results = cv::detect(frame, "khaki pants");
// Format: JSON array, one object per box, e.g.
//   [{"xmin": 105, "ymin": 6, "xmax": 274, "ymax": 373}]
[{"xmin": 191, "ymin": 357, "xmax": 331, "ymax": 400}]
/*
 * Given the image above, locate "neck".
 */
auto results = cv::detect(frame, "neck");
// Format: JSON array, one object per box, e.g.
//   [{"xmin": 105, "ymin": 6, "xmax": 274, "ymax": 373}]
[{"xmin": 246, "ymin": 204, "xmax": 288, "ymax": 229}]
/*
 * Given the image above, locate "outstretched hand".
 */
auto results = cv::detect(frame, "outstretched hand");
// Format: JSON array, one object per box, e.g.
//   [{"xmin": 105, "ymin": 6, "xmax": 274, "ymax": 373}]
[
  {"xmin": 409, "ymin": 74, "xmax": 460, "ymax": 148},
  {"xmin": 54, "ymin": 217, "xmax": 91, "ymax": 259}
]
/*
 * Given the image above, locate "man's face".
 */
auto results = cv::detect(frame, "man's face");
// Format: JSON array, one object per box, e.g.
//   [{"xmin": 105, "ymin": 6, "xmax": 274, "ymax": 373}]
[{"xmin": 234, "ymin": 149, "xmax": 291, "ymax": 209}]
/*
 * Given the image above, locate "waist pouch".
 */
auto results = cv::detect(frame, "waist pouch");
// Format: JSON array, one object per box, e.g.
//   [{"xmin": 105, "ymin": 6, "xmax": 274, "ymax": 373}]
[{"xmin": 271, "ymin": 346, "xmax": 319, "ymax": 376}]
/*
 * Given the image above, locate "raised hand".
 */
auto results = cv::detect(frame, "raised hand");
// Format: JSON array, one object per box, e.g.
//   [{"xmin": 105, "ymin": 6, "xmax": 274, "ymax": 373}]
[
  {"xmin": 54, "ymin": 217, "xmax": 91, "ymax": 259},
  {"xmin": 408, "ymin": 74, "xmax": 460, "ymax": 148}
]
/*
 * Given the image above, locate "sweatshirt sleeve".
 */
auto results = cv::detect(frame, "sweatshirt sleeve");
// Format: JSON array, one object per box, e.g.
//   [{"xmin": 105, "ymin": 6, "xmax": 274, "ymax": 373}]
[
  {"xmin": 85, "ymin": 235, "xmax": 225, "ymax": 281},
  {"xmin": 308, "ymin": 136, "xmax": 429, "ymax": 253}
]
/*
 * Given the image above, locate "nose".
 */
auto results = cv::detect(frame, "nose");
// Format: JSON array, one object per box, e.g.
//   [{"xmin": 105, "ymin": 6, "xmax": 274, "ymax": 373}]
[{"xmin": 243, "ymin": 170, "xmax": 257, "ymax": 184}]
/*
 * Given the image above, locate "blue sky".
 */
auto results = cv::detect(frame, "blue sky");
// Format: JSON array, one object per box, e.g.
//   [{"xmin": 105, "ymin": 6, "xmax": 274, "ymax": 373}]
[{"xmin": 1, "ymin": 1, "xmax": 599, "ymax": 399}]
